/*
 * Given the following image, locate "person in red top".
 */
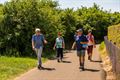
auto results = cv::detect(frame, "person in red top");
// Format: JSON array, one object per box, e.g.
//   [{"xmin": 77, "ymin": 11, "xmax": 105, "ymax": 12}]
[{"xmin": 86, "ymin": 30, "xmax": 96, "ymax": 61}]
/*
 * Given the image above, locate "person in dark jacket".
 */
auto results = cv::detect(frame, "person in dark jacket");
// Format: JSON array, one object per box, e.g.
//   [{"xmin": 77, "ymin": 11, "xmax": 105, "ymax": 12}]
[{"xmin": 72, "ymin": 29, "xmax": 88, "ymax": 71}]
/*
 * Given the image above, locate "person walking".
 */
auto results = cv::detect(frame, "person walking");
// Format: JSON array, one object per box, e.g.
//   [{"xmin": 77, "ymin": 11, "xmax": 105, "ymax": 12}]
[
  {"xmin": 72, "ymin": 29, "xmax": 88, "ymax": 71},
  {"xmin": 53, "ymin": 32, "xmax": 65, "ymax": 62},
  {"xmin": 86, "ymin": 30, "xmax": 96, "ymax": 61},
  {"xmin": 32, "ymin": 28, "xmax": 47, "ymax": 70}
]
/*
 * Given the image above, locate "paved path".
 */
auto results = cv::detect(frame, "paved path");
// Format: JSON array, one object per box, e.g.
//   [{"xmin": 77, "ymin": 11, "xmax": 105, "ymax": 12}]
[{"xmin": 15, "ymin": 45, "xmax": 103, "ymax": 80}]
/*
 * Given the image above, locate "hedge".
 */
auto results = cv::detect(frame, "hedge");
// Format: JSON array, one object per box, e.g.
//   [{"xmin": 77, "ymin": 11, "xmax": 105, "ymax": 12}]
[{"xmin": 108, "ymin": 24, "xmax": 120, "ymax": 48}]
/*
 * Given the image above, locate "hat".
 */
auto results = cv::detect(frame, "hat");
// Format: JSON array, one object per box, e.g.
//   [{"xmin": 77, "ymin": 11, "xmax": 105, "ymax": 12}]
[
  {"xmin": 35, "ymin": 28, "xmax": 41, "ymax": 32},
  {"xmin": 88, "ymin": 30, "xmax": 92, "ymax": 33},
  {"xmin": 76, "ymin": 29, "xmax": 83, "ymax": 32}
]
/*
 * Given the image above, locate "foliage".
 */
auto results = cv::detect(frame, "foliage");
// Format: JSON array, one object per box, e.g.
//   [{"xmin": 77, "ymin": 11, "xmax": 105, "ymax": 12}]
[
  {"xmin": 0, "ymin": 0, "xmax": 120, "ymax": 56},
  {"xmin": 108, "ymin": 24, "xmax": 120, "ymax": 48},
  {"xmin": 0, "ymin": 56, "xmax": 39, "ymax": 80},
  {"xmin": 99, "ymin": 41, "xmax": 105, "ymax": 51}
]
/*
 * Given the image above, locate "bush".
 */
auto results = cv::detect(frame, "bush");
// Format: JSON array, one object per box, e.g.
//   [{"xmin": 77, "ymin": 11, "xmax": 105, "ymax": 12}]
[
  {"xmin": 0, "ymin": 0, "xmax": 120, "ymax": 57},
  {"xmin": 108, "ymin": 24, "xmax": 120, "ymax": 48},
  {"xmin": 99, "ymin": 41, "xmax": 105, "ymax": 51}
]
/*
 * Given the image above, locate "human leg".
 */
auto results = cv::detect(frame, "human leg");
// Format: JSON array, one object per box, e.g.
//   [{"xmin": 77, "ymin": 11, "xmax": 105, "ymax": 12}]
[
  {"xmin": 80, "ymin": 50, "xmax": 85, "ymax": 70},
  {"xmin": 60, "ymin": 48, "xmax": 63, "ymax": 61},
  {"xmin": 88, "ymin": 45, "xmax": 93, "ymax": 61},
  {"xmin": 56, "ymin": 48, "xmax": 60, "ymax": 62},
  {"xmin": 35, "ymin": 47, "xmax": 43, "ymax": 69}
]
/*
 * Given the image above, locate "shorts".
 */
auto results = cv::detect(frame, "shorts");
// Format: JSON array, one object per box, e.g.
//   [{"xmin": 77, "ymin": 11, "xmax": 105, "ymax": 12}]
[{"xmin": 77, "ymin": 50, "xmax": 85, "ymax": 57}]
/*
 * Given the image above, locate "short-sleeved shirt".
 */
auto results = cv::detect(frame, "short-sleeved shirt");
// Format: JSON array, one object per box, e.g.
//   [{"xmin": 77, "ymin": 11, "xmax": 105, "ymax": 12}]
[
  {"xmin": 32, "ymin": 34, "xmax": 45, "ymax": 49},
  {"xmin": 86, "ymin": 35, "xmax": 94, "ymax": 46},
  {"xmin": 56, "ymin": 37, "xmax": 64, "ymax": 48},
  {"xmin": 75, "ymin": 35, "xmax": 88, "ymax": 51}
]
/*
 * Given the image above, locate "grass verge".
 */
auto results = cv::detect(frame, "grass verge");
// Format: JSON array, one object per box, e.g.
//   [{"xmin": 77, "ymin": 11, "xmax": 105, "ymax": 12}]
[
  {"xmin": 99, "ymin": 42, "xmax": 116, "ymax": 80},
  {"xmin": 0, "ymin": 56, "xmax": 47, "ymax": 80},
  {"xmin": 99, "ymin": 41, "xmax": 108, "ymax": 58}
]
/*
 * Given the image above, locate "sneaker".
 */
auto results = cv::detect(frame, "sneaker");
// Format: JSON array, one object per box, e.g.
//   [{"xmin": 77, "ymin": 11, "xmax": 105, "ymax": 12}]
[
  {"xmin": 57, "ymin": 59, "xmax": 60, "ymax": 62},
  {"xmin": 61, "ymin": 59, "xmax": 63, "ymax": 62},
  {"xmin": 88, "ymin": 56, "xmax": 92, "ymax": 61},
  {"xmin": 40, "ymin": 66, "xmax": 44, "ymax": 70},
  {"xmin": 81, "ymin": 66, "xmax": 85, "ymax": 71},
  {"xmin": 79, "ymin": 66, "xmax": 82, "ymax": 69},
  {"xmin": 88, "ymin": 56, "xmax": 90, "ymax": 60},
  {"xmin": 38, "ymin": 65, "xmax": 44, "ymax": 70},
  {"xmin": 38, "ymin": 66, "xmax": 40, "ymax": 69}
]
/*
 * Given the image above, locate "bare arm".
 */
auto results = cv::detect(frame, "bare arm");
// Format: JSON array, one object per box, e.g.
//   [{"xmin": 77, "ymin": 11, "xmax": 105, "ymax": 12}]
[
  {"xmin": 53, "ymin": 43, "xmax": 56, "ymax": 50},
  {"xmin": 80, "ymin": 42, "xmax": 88, "ymax": 44},
  {"xmin": 32, "ymin": 40, "xmax": 35, "ymax": 50},
  {"xmin": 62, "ymin": 38, "xmax": 65, "ymax": 49},
  {"xmin": 42, "ymin": 34, "xmax": 47, "ymax": 44},
  {"xmin": 62, "ymin": 42, "xmax": 65, "ymax": 49},
  {"xmin": 44, "ymin": 39, "xmax": 47, "ymax": 44},
  {"xmin": 72, "ymin": 42, "xmax": 76, "ymax": 49},
  {"xmin": 93, "ymin": 37, "xmax": 96, "ymax": 48}
]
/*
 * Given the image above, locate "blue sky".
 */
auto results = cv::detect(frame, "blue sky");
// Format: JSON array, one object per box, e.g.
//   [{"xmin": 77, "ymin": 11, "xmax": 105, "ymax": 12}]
[{"xmin": 0, "ymin": 0, "xmax": 120, "ymax": 12}]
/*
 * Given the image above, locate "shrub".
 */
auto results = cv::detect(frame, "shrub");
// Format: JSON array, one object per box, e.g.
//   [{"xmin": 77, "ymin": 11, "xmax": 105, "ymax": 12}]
[{"xmin": 108, "ymin": 24, "xmax": 120, "ymax": 48}]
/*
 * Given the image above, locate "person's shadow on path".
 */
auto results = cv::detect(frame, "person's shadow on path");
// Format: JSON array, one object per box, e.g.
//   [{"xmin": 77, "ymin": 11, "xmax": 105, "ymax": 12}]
[
  {"xmin": 41, "ymin": 67, "xmax": 56, "ymax": 71},
  {"xmin": 62, "ymin": 60, "xmax": 71, "ymax": 63},
  {"xmin": 84, "ymin": 68, "xmax": 100, "ymax": 72},
  {"xmin": 91, "ymin": 60, "xmax": 102, "ymax": 63}
]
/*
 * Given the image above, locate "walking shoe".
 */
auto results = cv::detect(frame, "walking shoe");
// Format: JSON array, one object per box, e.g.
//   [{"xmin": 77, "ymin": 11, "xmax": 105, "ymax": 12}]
[
  {"xmin": 88, "ymin": 56, "xmax": 91, "ymax": 60},
  {"xmin": 38, "ymin": 65, "xmax": 44, "ymax": 70},
  {"xmin": 61, "ymin": 59, "xmax": 63, "ymax": 62},
  {"xmin": 40, "ymin": 66, "xmax": 44, "ymax": 70},
  {"xmin": 81, "ymin": 66, "xmax": 85, "ymax": 71},
  {"xmin": 79, "ymin": 66, "xmax": 82, "ymax": 69},
  {"xmin": 88, "ymin": 56, "xmax": 92, "ymax": 61},
  {"xmin": 38, "ymin": 66, "xmax": 40, "ymax": 69},
  {"xmin": 79, "ymin": 62, "xmax": 83, "ymax": 69},
  {"xmin": 57, "ymin": 59, "xmax": 60, "ymax": 62}
]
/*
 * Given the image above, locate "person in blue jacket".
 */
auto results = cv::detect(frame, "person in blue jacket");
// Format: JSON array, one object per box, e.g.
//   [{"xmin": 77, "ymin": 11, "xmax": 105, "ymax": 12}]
[{"xmin": 32, "ymin": 28, "xmax": 47, "ymax": 70}]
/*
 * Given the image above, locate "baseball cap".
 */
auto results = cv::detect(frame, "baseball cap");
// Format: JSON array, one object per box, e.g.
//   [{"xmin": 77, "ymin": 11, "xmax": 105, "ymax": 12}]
[
  {"xmin": 35, "ymin": 28, "xmax": 41, "ymax": 32},
  {"xmin": 88, "ymin": 29, "xmax": 92, "ymax": 33},
  {"xmin": 76, "ymin": 29, "xmax": 83, "ymax": 32}
]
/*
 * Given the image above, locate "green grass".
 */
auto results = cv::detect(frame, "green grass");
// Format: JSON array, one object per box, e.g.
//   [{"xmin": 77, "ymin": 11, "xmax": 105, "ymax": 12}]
[
  {"xmin": 99, "ymin": 41, "xmax": 105, "ymax": 51},
  {"xmin": 99, "ymin": 41, "xmax": 108, "ymax": 58},
  {"xmin": 0, "ymin": 56, "xmax": 47, "ymax": 80}
]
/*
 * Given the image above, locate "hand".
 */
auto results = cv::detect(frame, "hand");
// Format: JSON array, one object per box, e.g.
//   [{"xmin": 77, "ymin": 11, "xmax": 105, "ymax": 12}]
[
  {"xmin": 80, "ymin": 42, "xmax": 86, "ymax": 44},
  {"xmin": 53, "ymin": 47, "xmax": 55, "ymax": 50},
  {"xmin": 80, "ymin": 42, "xmax": 84, "ymax": 44},
  {"xmin": 32, "ymin": 46, "xmax": 35, "ymax": 51},
  {"xmin": 63, "ymin": 46, "xmax": 65, "ymax": 49},
  {"xmin": 94, "ymin": 45, "xmax": 96, "ymax": 48},
  {"xmin": 71, "ymin": 46, "xmax": 74, "ymax": 50},
  {"xmin": 44, "ymin": 40, "xmax": 47, "ymax": 44}
]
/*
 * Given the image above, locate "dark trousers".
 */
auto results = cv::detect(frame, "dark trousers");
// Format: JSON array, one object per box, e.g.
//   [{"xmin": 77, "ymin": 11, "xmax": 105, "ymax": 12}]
[
  {"xmin": 87, "ymin": 45, "xmax": 93, "ymax": 55},
  {"xmin": 56, "ymin": 48, "xmax": 63, "ymax": 59}
]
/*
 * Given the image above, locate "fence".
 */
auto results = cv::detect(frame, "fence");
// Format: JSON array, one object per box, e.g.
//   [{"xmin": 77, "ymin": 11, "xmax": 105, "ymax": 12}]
[{"xmin": 104, "ymin": 36, "xmax": 120, "ymax": 75}]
